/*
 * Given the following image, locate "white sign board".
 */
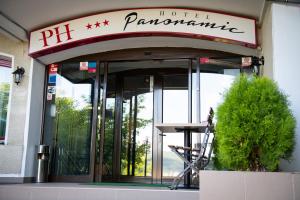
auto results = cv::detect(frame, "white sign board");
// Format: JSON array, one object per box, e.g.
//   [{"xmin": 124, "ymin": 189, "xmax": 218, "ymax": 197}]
[{"xmin": 29, "ymin": 8, "xmax": 257, "ymax": 57}]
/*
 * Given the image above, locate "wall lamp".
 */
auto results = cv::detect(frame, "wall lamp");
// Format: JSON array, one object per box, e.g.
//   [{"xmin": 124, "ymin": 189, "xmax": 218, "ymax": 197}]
[{"xmin": 12, "ymin": 66, "xmax": 25, "ymax": 85}]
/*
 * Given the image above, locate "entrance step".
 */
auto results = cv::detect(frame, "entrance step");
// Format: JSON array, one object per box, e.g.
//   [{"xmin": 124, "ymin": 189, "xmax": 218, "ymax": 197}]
[{"xmin": 0, "ymin": 183, "xmax": 199, "ymax": 200}]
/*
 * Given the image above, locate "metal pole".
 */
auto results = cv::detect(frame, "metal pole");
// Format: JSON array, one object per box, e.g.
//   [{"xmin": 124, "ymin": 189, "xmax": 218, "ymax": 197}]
[
  {"xmin": 132, "ymin": 94, "xmax": 138, "ymax": 176},
  {"xmin": 184, "ymin": 59, "xmax": 193, "ymax": 187},
  {"xmin": 127, "ymin": 97, "xmax": 133, "ymax": 176},
  {"xmin": 98, "ymin": 62, "xmax": 108, "ymax": 182},
  {"xmin": 196, "ymin": 58, "xmax": 201, "ymax": 123},
  {"xmin": 89, "ymin": 60, "xmax": 100, "ymax": 181},
  {"xmin": 144, "ymin": 137, "xmax": 149, "ymax": 177}
]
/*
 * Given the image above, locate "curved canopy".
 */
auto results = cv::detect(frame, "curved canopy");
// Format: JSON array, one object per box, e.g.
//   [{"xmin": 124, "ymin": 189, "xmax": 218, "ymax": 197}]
[{"xmin": 0, "ymin": 0, "xmax": 264, "ymax": 42}]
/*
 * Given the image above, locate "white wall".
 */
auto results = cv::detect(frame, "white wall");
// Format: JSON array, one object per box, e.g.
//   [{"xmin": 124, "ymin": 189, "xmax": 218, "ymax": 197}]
[
  {"xmin": 0, "ymin": 32, "xmax": 45, "ymax": 181},
  {"xmin": 270, "ymin": 3, "xmax": 300, "ymax": 171},
  {"xmin": 261, "ymin": 4, "xmax": 273, "ymax": 78},
  {"xmin": 0, "ymin": 33, "xmax": 31, "ymax": 177}
]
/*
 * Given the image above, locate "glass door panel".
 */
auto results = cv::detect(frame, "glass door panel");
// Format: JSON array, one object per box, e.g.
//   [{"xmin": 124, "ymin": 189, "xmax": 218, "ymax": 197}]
[
  {"xmin": 162, "ymin": 73, "xmax": 188, "ymax": 183},
  {"xmin": 45, "ymin": 62, "xmax": 95, "ymax": 176},
  {"xmin": 121, "ymin": 75, "xmax": 153, "ymax": 177},
  {"xmin": 102, "ymin": 74, "xmax": 116, "ymax": 176},
  {"xmin": 198, "ymin": 70, "xmax": 239, "ymax": 169},
  {"xmin": 100, "ymin": 59, "xmax": 192, "ymax": 183}
]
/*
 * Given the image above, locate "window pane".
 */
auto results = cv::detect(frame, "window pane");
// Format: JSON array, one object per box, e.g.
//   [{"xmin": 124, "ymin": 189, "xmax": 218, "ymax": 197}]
[
  {"xmin": 197, "ymin": 71, "xmax": 239, "ymax": 169},
  {"xmin": 162, "ymin": 73, "xmax": 188, "ymax": 182},
  {"xmin": 0, "ymin": 55, "xmax": 12, "ymax": 143}
]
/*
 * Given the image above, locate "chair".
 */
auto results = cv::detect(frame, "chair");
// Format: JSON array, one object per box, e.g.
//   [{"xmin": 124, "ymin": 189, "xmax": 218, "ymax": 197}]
[{"xmin": 168, "ymin": 108, "xmax": 214, "ymax": 190}]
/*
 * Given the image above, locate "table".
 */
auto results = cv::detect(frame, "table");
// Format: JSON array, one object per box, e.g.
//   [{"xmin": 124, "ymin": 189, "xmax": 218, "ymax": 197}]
[
  {"xmin": 155, "ymin": 122, "xmax": 212, "ymax": 133},
  {"xmin": 155, "ymin": 123, "xmax": 212, "ymax": 189}
]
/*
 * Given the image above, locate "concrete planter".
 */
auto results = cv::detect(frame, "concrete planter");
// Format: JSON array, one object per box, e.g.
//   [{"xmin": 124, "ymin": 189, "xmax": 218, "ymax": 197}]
[{"xmin": 200, "ymin": 170, "xmax": 300, "ymax": 200}]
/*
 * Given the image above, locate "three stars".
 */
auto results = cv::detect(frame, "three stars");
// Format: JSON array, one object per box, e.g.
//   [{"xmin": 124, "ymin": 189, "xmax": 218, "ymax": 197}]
[{"xmin": 86, "ymin": 20, "xmax": 109, "ymax": 30}]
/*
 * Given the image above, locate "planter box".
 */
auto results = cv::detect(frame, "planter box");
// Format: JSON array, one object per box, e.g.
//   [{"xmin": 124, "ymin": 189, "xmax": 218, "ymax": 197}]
[{"xmin": 199, "ymin": 170, "xmax": 300, "ymax": 200}]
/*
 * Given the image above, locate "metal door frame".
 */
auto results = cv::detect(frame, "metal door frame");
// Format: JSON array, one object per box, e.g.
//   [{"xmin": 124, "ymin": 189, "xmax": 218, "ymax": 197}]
[{"xmin": 46, "ymin": 57, "xmax": 201, "ymax": 183}]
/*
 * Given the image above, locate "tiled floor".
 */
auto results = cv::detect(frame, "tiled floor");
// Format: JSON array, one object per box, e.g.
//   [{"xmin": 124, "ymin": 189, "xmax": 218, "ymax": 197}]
[{"xmin": 0, "ymin": 183, "xmax": 199, "ymax": 200}]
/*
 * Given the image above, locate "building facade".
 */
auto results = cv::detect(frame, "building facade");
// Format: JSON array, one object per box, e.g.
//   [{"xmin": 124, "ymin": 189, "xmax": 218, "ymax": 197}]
[{"xmin": 0, "ymin": 1, "xmax": 300, "ymax": 184}]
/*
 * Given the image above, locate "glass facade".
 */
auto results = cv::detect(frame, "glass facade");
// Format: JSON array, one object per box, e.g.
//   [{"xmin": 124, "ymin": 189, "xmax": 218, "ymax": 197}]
[{"xmin": 41, "ymin": 54, "xmax": 244, "ymax": 183}]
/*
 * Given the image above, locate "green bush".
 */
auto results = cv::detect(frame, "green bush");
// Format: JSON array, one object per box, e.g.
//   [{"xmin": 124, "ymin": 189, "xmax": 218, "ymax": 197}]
[{"xmin": 214, "ymin": 75, "xmax": 296, "ymax": 171}]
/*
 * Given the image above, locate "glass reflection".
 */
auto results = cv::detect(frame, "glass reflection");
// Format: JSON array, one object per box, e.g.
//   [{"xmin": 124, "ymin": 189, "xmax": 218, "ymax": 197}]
[
  {"xmin": 121, "ymin": 75, "xmax": 153, "ymax": 177},
  {"xmin": 162, "ymin": 74, "xmax": 188, "ymax": 182},
  {"xmin": 102, "ymin": 75, "xmax": 116, "ymax": 176},
  {"xmin": 46, "ymin": 62, "xmax": 95, "ymax": 176}
]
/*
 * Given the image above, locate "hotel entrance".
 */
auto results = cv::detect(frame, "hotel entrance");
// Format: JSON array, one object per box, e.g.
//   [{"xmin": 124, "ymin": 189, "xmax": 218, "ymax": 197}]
[
  {"xmin": 42, "ymin": 48, "xmax": 241, "ymax": 184},
  {"xmin": 96, "ymin": 59, "xmax": 193, "ymax": 184}
]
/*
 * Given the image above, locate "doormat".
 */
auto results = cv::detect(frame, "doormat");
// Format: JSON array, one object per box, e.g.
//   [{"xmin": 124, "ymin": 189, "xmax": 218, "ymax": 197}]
[{"xmin": 84, "ymin": 182, "xmax": 170, "ymax": 188}]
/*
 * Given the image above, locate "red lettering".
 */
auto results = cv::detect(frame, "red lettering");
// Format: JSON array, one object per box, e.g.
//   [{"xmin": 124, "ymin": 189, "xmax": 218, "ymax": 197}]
[
  {"xmin": 64, "ymin": 24, "xmax": 72, "ymax": 40},
  {"xmin": 40, "ymin": 30, "xmax": 53, "ymax": 47},
  {"xmin": 54, "ymin": 24, "xmax": 73, "ymax": 44},
  {"xmin": 54, "ymin": 27, "xmax": 62, "ymax": 43},
  {"xmin": 40, "ymin": 23, "xmax": 73, "ymax": 47}
]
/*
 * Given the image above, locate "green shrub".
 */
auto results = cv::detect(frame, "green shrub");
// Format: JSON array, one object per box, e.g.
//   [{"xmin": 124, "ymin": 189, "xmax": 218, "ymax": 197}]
[{"xmin": 214, "ymin": 75, "xmax": 296, "ymax": 171}]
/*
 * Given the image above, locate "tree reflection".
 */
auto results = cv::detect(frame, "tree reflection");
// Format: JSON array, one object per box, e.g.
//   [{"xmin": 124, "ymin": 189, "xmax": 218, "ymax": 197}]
[
  {"xmin": 54, "ymin": 97, "xmax": 92, "ymax": 175},
  {"xmin": 54, "ymin": 94, "xmax": 152, "ymax": 177},
  {"xmin": 121, "ymin": 94, "xmax": 152, "ymax": 176}
]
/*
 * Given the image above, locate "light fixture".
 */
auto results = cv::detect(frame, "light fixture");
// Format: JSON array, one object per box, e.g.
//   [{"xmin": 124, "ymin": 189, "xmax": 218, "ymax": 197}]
[{"xmin": 12, "ymin": 66, "xmax": 25, "ymax": 85}]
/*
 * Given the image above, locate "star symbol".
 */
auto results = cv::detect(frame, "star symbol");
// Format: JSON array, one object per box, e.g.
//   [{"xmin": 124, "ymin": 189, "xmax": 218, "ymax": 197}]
[
  {"xmin": 103, "ymin": 19, "xmax": 109, "ymax": 26},
  {"xmin": 95, "ymin": 21, "xmax": 100, "ymax": 28},
  {"xmin": 86, "ymin": 23, "xmax": 92, "ymax": 29}
]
